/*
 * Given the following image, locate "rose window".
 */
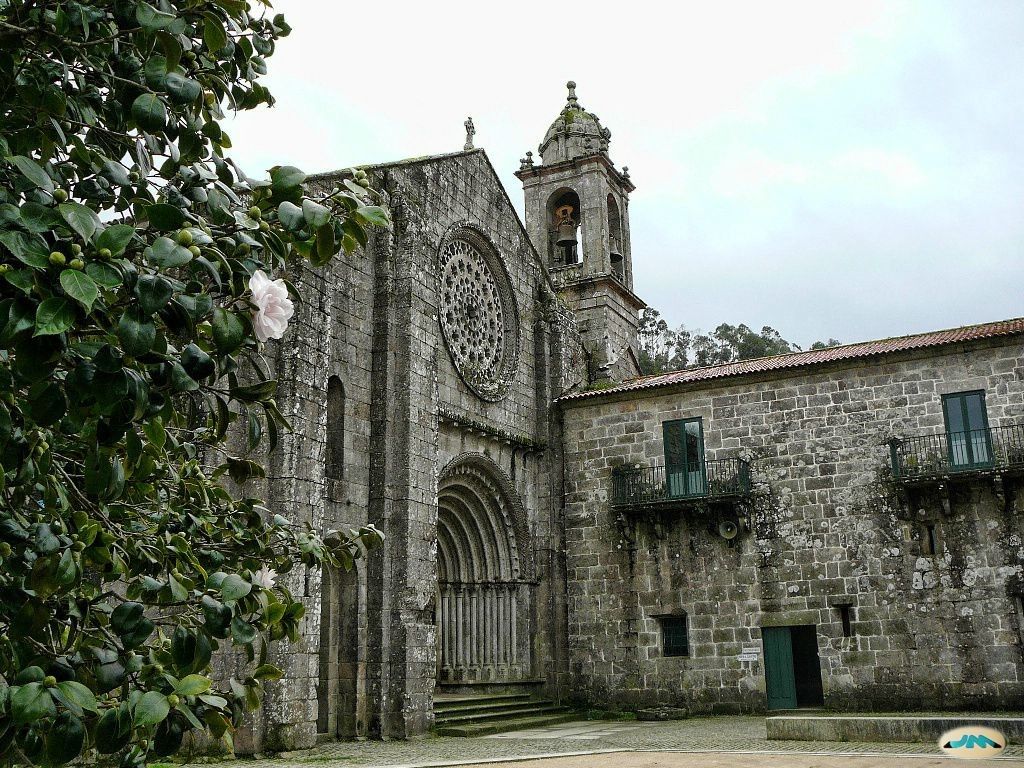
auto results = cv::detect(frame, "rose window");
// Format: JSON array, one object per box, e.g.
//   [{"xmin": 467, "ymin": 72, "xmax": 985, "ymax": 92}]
[{"xmin": 438, "ymin": 234, "xmax": 518, "ymax": 401}]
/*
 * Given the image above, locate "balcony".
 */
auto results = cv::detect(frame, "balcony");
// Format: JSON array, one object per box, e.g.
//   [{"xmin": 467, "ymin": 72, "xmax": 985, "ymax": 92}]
[
  {"xmin": 889, "ymin": 423, "xmax": 1024, "ymax": 484},
  {"xmin": 611, "ymin": 457, "xmax": 752, "ymax": 511}
]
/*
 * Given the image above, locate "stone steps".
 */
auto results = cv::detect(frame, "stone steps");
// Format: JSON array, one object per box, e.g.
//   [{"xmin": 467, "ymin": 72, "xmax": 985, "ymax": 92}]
[
  {"xmin": 434, "ymin": 710, "xmax": 579, "ymax": 737},
  {"xmin": 433, "ymin": 692, "xmax": 575, "ymax": 736},
  {"xmin": 436, "ymin": 704, "xmax": 571, "ymax": 725}
]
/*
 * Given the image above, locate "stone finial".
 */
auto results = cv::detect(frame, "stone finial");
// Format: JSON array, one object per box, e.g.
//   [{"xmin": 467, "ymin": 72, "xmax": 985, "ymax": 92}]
[
  {"xmin": 566, "ymin": 80, "xmax": 579, "ymax": 109},
  {"xmin": 519, "ymin": 151, "xmax": 535, "ymax": 171},
  {"xmin": 622, "ymin": 165, "xmax": 630, "ymax": 179},
  {"xmin": 463, "ymin": 116, "xmax": 475, "ymax": 151}
]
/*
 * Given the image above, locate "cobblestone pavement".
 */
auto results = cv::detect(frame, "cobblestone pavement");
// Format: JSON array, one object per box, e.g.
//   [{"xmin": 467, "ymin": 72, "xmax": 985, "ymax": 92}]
[{"xmin": 202, "ymin": 717, "xmax": 1024, "ymax": 768}]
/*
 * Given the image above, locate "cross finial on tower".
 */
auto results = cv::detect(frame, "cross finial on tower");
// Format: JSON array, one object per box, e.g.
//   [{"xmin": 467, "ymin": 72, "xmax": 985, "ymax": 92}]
[
  {"xmin": 464, "ymin": 116, "xmax": 475, "ymax": 150},
  {"xmin": 566, "ymin": 80, "xmax": 579, "ymax": 109}
]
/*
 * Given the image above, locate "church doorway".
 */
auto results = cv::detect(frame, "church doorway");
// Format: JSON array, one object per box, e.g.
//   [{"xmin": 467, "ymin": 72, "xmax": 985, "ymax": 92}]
[{"xmin": 436, "ymin": 455, "xmax": 534, "ymax": 683}]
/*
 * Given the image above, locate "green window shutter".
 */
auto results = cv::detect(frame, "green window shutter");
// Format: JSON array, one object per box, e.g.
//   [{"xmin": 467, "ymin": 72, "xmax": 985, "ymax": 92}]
[
  {"xmin": 662, "ymin": 418, "xmax": 706, "ymax": 498},
  {"xmin": 942, "ymin": 391, "xmax": 992, "ymax": 470}
]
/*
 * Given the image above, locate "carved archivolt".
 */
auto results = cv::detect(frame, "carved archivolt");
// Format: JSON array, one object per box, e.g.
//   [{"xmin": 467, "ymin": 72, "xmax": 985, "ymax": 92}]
[
  {"xmin": 437, "ymin": 225, "xmax": 519, "ymax": 401},
  {"xmin": 436, "ymin": 453, "xmax": 534, "ymax": 583}
]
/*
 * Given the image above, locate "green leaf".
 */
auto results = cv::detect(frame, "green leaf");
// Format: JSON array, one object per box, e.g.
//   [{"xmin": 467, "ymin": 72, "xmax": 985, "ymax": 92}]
[
  {"xmin": 175, "ymin": 674, "xmax": 212, "ymax": 696},
  {"xmin": 58, "ymin": 202, "xmax": 100, "ymax": 242},
  {"xmin": 355, "ymin": 205, "xmax": 390, "ymax": 228},
  {"xmin": 211, "ymin": 308, "xmax": 244, "ymax": 353},
  {"xmin": 60, "ymin": 270, "xmax": 99, "ymax": 310},
  {"xmin": 0, "ymin": 230, "xmax": 50, "ymax": 268},
  {"xmin": 132, "ymin": 93, "xmax": 167, "ymax": 132},
  {"xmin": 133, "ymin": 691, "xmax": 170, "ymax": 726},
  {"xmin": 271, "ymin": 165, "xmax": 306, "ymax": 192},
  {"xmin": 302, "ymin": 198, "xmax": 330, "ymax": 228},
  {"xmin": 111, "ymin": 601, "xmax": 155, "ymax": 648},
  {"xmin": 11, "ymin": 682, "xmax": 55, "ymax": 722},
  {"xmin": 145, "ymin": 236, "xmax": 192, "ymax": 267},
  {"xmin": 137, "ymin": 2, "xmax": 176, "ymax": 31},
  {"xmin": 20, "ymin": 201, "xmax": 62, "ymax": 233},
  {"xmin": 134, "ymin": 274, "xmax": 174, "ymax": 314},
  {"xmin": 96, "ymin": 224, "xmax": 135, "ymax": 256},
  {"xmin": 86, "ymin": 262, "xmax": 123, "ymax": 288},
  {"xmin": 5, "ymin": 268, "xmax": 34, "ymax": 294},
  {"xmin": 220, "ymin": 573, "xmax": 251, "ymax": 602},
  {"xmin": 165, "ymin": 72, "xmax": 202, "ymax": 104},
  {"xmin": 252, "ymin": 663, "xmax": 284, "ymax": 681},
  {"xmin": 34, "ymin": 297, "xmax": 74, "ymax": 336},
  {"xmin": 95, "ymin": 707, "xmax": 132, "ymax": 754},
  {"xmin": 54, "ymin": 681, "xmax": 97, "ymax": 713},
  {"xmin": 277, "ymin": 201, "xmax": 304, "ymax": 230},
  {"xmin": 203, "ymin": 14, "xmax": 228, "ymax": 52},
  {"xmin": 230, "ymin": 615, "xmax": 258, "ymax": 644},
  {"xmin": 146, "ymin": 203, "xmax": 186, "ymax": 231},
  {"xmin": 46, "ymin": 712, "xmax": 85, "ymax": 765},
  {"xmin": 118, "ymin": 308, "xmax": 156, "ymax": 356},
  {"xmin": 171, "ymin": 626, "xmax": 212, "ymax": 676},
  {"xmin": 316, "ymin": 223, "xmax": 335, "ymax": 261},
  {"xmin": 27, "ymin": 381, "xmax": 66, "ymax": 426},
  {"xmin": 10, "ymin": 156, "xmax": 53, "ymax": 192}
]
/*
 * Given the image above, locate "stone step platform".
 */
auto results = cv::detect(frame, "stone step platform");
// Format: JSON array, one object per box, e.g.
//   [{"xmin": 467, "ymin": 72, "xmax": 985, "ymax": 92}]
[
  {"xmin": 433, "ymin": 692, "xmax": 575, "ymax": 737},
  {"xmin": 767, "ymin": 713, "xmax": 1024, "ymax": 744},
  {"xmin": 434, "ymin": 711, "xmax": 579, "ymax": 737}
]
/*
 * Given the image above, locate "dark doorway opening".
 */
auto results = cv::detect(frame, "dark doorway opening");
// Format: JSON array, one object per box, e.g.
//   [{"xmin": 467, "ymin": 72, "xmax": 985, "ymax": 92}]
[{"xmin": 762, "ymin": 625, "xmax": 824, "ymax": 710}]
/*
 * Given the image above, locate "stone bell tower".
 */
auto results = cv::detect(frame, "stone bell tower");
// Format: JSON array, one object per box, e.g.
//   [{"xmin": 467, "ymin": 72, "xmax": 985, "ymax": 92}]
[{"xmin": 517, "ymin": 81, "xmax": 645, "ymax": 382}]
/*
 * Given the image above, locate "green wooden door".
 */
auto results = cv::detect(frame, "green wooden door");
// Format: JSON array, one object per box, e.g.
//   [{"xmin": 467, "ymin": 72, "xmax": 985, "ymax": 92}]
[{"xmin": 762, "ymin": 627, "xmax": 797, "ymax": 710}]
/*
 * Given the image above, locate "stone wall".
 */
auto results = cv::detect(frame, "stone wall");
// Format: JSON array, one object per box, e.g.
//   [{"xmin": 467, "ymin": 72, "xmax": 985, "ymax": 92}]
[{"xmin": 560, "ymin": 337, "xmax": 1024, "ymax": 713}]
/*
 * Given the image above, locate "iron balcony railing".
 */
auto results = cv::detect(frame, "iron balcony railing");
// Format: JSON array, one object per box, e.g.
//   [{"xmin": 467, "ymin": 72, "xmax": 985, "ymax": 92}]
[
  {"xmin": 889, "ymin": 423, "xmax": 1024, "ymax": 481},
  {"xmin": 611, "ymin": 457, "xmax": 752, "ymax": 509}
]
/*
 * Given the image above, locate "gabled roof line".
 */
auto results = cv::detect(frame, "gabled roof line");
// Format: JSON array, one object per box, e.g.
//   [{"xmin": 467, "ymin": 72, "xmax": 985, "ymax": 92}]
[
  {"xmin": 560, "ymin": 316, "xmax": 1024, "ymax": 403},
  {"xmin": 310, "ymin": 148, "xmax": 556, "ymax": 293}
]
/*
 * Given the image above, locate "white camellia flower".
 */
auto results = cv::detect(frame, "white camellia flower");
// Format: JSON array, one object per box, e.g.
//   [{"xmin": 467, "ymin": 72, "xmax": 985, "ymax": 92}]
[
  {"xmin": 248, "ymin": 270, "xmax": 295, "ymax": 342},
  {"xmin": 252, "ymin": 565, "xmax": 277, "ymax": 590}
]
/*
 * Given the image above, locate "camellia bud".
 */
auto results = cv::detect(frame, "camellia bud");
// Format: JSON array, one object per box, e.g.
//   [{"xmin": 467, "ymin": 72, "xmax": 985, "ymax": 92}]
[
  {"xmin": 48, "ymin": 252, "xmax": 65, "ymax": 266},
  {"xmin": 167, "ymin": 694, "xmax": 180, "ymax": 707},
  {"xmin": 99, "ymin": 248, "xmax": 112, "ymax": 259},
  {"xmin": 189, "ymin": 245, "xmax": 201, "ymax": 257},
  {"xmin": 43, "ymin": 676, "xmax": 57, "ymax": 688},
  {"xmin": 69, "ymin": 259, "xmax": 85, "ymax": 270},
  {"xmin": 176, "ymin": 229, "xmax": 193, "ymax": 246},
  {"xmin": 53, "ymin": 189, "xmax": 68, "ymax": 203}
]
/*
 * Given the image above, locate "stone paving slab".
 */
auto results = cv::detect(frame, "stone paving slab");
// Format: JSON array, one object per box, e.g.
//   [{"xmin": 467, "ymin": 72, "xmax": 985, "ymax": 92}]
[{"xmin": 189, "ymin": 717, "xmax": 1024, "ymax": 768}]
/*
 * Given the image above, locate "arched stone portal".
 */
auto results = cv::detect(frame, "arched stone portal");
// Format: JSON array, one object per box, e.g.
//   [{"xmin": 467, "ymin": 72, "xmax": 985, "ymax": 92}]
[{"xmin": 436, "ymin": 454, "xmax": 534, "ymax": 683}]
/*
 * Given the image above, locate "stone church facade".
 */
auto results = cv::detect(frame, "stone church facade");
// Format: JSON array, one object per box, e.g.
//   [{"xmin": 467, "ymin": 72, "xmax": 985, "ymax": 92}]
[{"xmin": 236, "ymin": 84, "xmax": 1024, "ymax": 750}]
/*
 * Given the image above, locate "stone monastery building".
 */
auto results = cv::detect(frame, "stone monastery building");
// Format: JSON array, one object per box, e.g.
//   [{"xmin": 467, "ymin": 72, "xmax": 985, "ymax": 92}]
[{"xmin": 244, "ymin": 82, "xmax": 1024, "ymax": 750}]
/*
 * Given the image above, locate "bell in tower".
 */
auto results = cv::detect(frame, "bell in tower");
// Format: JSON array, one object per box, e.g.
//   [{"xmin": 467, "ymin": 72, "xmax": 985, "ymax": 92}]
[{"xmin": 555, "ymin": 205, "xmax": 577, "ymax": 247}]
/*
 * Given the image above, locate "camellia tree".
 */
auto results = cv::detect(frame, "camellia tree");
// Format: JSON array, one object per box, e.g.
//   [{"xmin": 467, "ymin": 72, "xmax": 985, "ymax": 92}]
[{"xmin": 0, "ymin": 0, "xmax": 386, "ymax": 765}]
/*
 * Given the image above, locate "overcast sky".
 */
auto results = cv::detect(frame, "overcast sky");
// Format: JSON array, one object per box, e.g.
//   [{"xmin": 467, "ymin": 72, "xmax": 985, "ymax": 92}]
[{"xmin": 227, "ymin": 1, "xmax": 1024, "ymax": 348}]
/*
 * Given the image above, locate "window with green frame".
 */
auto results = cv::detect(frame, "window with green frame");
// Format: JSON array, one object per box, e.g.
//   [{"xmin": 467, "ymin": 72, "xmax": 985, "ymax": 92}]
[
  {"xmin": 663, "ymin": 417, "xmax": 706, "ymax": 497},
  {"xmin": 942, "ymin": 390, "xmax": 992, "ymax": 470}
]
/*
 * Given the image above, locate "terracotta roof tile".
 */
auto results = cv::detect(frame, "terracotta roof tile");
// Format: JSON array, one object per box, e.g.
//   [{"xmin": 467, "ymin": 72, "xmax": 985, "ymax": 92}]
[{"xmin": 561, "ymin": 317, "xmax": 1024, "ymax": 403}]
